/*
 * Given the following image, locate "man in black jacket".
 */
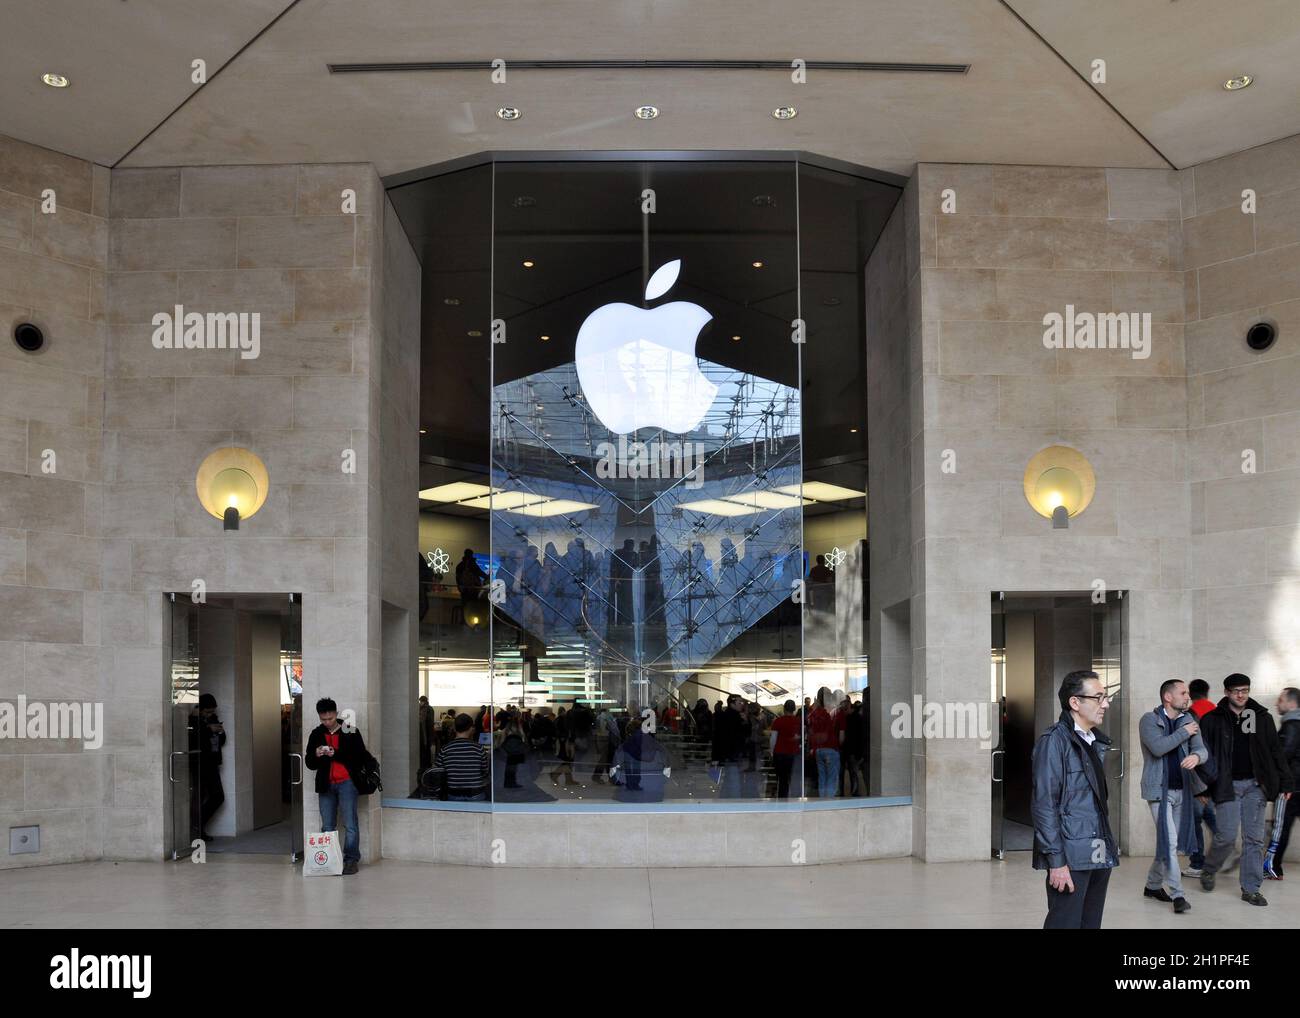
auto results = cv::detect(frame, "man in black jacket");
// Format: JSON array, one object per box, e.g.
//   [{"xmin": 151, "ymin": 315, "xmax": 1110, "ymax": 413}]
[
  {"xmin": 1268, "ymin": 687, "xmax": 1300, "ymax": 878},
  {"xmin": 711, "ymin": 694, "xmax": 749, "ymax": 798},
  {"xmin": 304, "ymin": 697, "xmax": 369, "ymax": 875},
  {"xmin": 1196, "ymin": 674, "xmax": 1294, "ymax": 905},
  {"xmin": 1031, "ymin": 670, "xmax": 1119, "ymax": 929}
]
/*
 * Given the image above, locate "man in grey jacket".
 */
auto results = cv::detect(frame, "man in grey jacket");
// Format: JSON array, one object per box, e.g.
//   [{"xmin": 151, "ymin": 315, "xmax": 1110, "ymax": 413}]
[
  {"xmin": 1032, "ymin": 670, "xmax": 1119, "ymax": 929},
  {"xmin": 1139, "ymin": 679, "xmax": 1210, "ymax": 914}
]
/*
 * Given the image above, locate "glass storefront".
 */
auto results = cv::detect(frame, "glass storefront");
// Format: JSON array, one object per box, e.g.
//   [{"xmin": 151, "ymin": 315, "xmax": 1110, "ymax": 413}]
[{"xmin": 392, "ymin": 153, "xmax": 904, "ymax": 808}]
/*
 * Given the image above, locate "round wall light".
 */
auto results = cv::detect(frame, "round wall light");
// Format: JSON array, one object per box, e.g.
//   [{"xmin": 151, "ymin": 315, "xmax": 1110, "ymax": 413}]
[
  {"xmin": 196, "ymin": 447, "xmax": 269, "ymax": 531},
  {"xmin": 1023, "ymin": 445, "xmax": 1095, "ymax": 529}
]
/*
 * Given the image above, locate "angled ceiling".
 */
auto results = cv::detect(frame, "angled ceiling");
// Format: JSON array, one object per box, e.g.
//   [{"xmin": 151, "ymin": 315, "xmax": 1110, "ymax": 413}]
[{"xmin": 0, "ymin": 0, "xmax": 1295, "ymax": 174}]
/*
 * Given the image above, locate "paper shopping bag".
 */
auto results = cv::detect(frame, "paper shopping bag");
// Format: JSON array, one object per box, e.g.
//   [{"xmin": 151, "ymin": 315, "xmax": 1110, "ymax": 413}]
[{"xmin": 303, "ymin": 830, "xmax": 343, "ymax": 877}]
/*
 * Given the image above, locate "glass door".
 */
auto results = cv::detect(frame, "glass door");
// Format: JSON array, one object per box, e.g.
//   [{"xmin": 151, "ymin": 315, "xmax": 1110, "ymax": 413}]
[
  {"xmin": 1091, "ymin": 590, "xmax": 1126, "ymax": 852},
  {"xmin": 286, "ymin": 594, "xmax": 304, "ymax": 861},
  {"xmin": 167, "ymin": 595, "xmax": 201, "ymax": 859}
]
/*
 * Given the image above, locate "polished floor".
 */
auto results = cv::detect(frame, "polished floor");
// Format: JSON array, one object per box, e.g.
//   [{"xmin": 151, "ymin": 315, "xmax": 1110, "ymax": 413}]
[{"xmin": 1, "ymin": 851, "xmax": 1294, "ymax": 928}]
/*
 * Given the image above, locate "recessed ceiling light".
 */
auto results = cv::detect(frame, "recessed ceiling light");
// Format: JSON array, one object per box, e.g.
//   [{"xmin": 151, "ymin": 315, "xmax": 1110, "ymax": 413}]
[
  {"xmin": 540, "ymin": 334, "xmax": 550, "ymax": 341},
  {"xmin": 522, "ymin": 260, "xmax": 535, "ymax": 268},
  {"xmin": 849, "ymin": 427, "xmax": 859, "ymax": 433},
  {"xmin": 497, "ymin": 106, "xmax": 522, "ymax": 120},
  {"xmin": 731, "ymin": 335, "xmax": 741, "ymax": 342},
  {"xmin": 42, "ymin": 73, "xmax": 69, "ymax": 88},
  {"xmin": 752, "ymin": 261, "xmax": 764, "ymax": 268},
  {"xmin": 418, "ymin": 429, "xmax": 427, "ymax": 435},
  {"xmin": 1223, "ymin": 74, "xmax": 1253, "ymax": 91},
  {"xmin": 772, "ymin": 106, "xmax": 797, "ymax": 120},
  {"xmin": 443, "ymin": 297, "xmax": 461, "ymax": 306},
  {"xmin": 467, "ymin": 329, "xmax": 482, "ymax": 337},
  {"xmin": 634, "ymin": 105, "xmax": 659, "ymax": 120}
]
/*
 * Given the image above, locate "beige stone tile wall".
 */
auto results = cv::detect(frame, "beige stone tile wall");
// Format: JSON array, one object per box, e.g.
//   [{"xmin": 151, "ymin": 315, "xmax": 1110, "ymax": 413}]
[
  {"xmin": 908, "ymin": 162, "xmax": 1194, "ymax": 861},
  {"xmin": 0, "ymin": 134, "xmax": 109, "ymax": 869},
  {"xmin": 1183, "ymin": 136, "xmax": 1300, "ymax": 706}
]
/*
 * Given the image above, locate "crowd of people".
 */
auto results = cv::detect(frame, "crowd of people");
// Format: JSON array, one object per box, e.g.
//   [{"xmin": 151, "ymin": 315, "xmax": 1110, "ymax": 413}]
[{"xmin": 413, "ymin": 685, "xmax": 870, "ymax": 803}]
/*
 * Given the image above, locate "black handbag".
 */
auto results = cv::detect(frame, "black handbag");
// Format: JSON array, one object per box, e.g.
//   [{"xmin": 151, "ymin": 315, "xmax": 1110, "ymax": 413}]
[{"xmin": 352, "ymin": 750, "xmax": 383, "ymax": 795}]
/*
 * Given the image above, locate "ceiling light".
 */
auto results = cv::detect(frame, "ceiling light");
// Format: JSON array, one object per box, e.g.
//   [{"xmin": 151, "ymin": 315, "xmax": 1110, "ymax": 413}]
[
  {"xmin": 42, "ymin": 73, "xmax": 70, "ymax": 88},
  {"xmin": 497, "ymin": 106, "xmax": 522, "ymax": 120},
  {"xmin": 467, "ymin": 329, "xmax": 482, "ymax": 337},
  {"xmin": 731, "ymin": 335, "xmax": 741, "ymax": 342},
  {"xmin": 772, "ymin": 106, "xmax": 797, "ymax": 120},
  {"xmin": 776, "ymin": 482, "xmax": 865, "ymax": 501},
  {"xmin": 634, "ymin": 105, "xmax": 659, "ymax": 120},
  {"xmin": 849, "ymin": 427, "xmax": 858, "ymax": 433},
  {"xmin": 752, "ymin": 261, "xmax": 764, "ymax": 268},
  {"xmin": 723, "ymin": 491, "xmax": 814, "ymax": 510},
  {"xmin": 457, "ymin": 490, "xmax": 550, "ymax": 510},
  {"xmin": 419, "ymin": 429, "xmax": 427, "ymax": 435},
  {"xmin": 443, "ymin": 297, "xmax": 461, "ymax": 306},
  {"xmin": 540, "ymin": 334, "xmax": 550, "ymax": 341},
  {"xmin": 1223, "ymin": 75, "xmax": 1253, "ymax": 91},
  {"xmin": 522, "ymin": 260, "xmax": 534, "ymax": 268},
  {"xmin": 419, "ymin": 482, "xmax": 494, "ymax": 502},
  {"xmin": 677, "ymin": 499, "xmax": 759, "ymax": 517},
  {"xmin": 504, "ymin": 499, "xmax": 599, "ymax": 518}
]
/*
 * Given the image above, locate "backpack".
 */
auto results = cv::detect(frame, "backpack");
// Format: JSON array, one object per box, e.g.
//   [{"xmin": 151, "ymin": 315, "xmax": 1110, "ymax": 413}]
[{"xmin": 352, "ymin": 750, "xmax": 383, "ymax": 795}]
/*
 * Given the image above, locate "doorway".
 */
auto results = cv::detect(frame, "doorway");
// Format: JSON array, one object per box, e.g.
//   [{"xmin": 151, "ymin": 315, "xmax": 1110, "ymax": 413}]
[
  {"xmin": 167, "ymin": 593, "xmax": 304, "ymax": 861},
  {"xmin": 990, "ymin": 591, "xmax": 1125, "ymax": 859}
]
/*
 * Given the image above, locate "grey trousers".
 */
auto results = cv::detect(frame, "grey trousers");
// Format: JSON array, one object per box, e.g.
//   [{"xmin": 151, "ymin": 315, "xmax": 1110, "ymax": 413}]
[
  {"xmin": 1147, "ymin": 788, "xmax": 1185, "ymax": 898},
  {"xmin": 1204, "ymin": 779, "xmax": 1267, "ymax": 894}
]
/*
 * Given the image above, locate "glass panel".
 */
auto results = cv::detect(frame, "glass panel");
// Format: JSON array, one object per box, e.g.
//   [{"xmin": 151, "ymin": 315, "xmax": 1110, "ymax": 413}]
[
  {"xmin": 490, "ymin": 159, "xmax": 801, "ymax": 804},
  {"xmin": 168, "ymin": 597, "xmax": 200, "ymax": 858},
  {"xmin": 1092, "ymin": 592, "xmax": 1125, "ymax": 849},
  {"xmin": 284, "ymin": 595, "xmax": 304, "ymax": 860}
]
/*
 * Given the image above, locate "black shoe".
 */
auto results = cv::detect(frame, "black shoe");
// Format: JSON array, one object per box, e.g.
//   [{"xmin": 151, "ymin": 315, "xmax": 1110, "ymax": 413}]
[
  {"xmin": 1200, "ymin": 872, "xmax": 1216, "ymax": 892},
  {"xmin": 1144, "ymin": 886, "xmax": 1174, "ymax": 903},
  {"xmin": 1173, "ymin": 897, "xmax": 1191, "ymax": 914},
  {"xmin": 1241, "ymin": 890, "xmax": 1267, "ymax": 906},
  {"xmin": 342, "ymin": 861, "xmax": 359, "ymax": 876}
]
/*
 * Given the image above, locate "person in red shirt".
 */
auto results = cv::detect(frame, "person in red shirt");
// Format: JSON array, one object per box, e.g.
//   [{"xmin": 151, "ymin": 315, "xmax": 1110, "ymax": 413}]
[
  {"xmin": 1189, "ymin": 679, "xmax": 1215, "ymax": 720},
  {"xmin": 768, "ymin": 700, "xmax": 802, "ymax": 799},
  {"xmin": 808, "ymin": 687, "xmax": 844, "ymax": 798},
  {"xmin": 1185, "ymin": 679, "xmax": 1218, "ymax": 876},
  {"xmin": 304, "ymin": 697, "xmax": 369, "ymax": 875}
]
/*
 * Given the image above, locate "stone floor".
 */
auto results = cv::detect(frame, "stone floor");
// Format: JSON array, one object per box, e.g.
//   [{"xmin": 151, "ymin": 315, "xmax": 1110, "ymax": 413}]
[{"xmin": 1, "ymin": 851, "xmax": 1295, "ymax": 928}]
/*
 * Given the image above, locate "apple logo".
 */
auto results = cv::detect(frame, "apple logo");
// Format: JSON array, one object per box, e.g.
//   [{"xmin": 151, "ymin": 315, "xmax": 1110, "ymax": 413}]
[{"xmin": 574, "ymin": 259, "xmax": 718, "ymax": 435}]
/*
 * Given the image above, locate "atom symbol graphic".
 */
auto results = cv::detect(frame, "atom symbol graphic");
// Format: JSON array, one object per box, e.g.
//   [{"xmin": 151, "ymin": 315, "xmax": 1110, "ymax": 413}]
[
  {"xmin": 827, "ymin": 547, "xmax": 847, "ymax": 569},
  {"xmin": 430, "ymin": 547, "xmax": 450, "ymax": 573}
]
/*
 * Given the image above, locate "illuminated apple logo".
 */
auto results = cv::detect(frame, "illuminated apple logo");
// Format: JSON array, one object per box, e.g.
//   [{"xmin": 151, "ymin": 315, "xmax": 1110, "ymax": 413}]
[{"xmin": 574, "ymin": 260, "xmax": 718, "ymax": 435}]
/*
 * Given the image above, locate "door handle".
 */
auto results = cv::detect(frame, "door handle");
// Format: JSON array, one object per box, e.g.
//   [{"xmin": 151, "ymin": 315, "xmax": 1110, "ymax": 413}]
[
  {"xmin": 991, "ymin": 748, "xmax": 1005, "ymax": 782},
  {"xmin": 1113, "ymin": 748, "xmax": 1125, "ymax": 779},
  {"xmin": 290, "ymin": 752, "xmax": 304, "ymax": 786},
  {"xmin": 168, "ymin": 750, "xmax": 186, "ymax": 784}
]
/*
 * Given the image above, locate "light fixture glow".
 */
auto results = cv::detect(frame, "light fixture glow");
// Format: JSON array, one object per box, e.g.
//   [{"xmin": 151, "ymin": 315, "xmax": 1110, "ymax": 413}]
[
  {"xmin": 723, "ymin": 490, "xmax": 815, "ymax": 510},
  {"xmin": 772, "ymin": 106, "xmax": 797, "ymax": 120},
  {"xmin": 504, "ymin": 499, "xmax": 599, "ymax": 518},
  {"xmin": 752, "ymin": 261, "xmax": 764, "ymax": 268},
  {"xmin": 196, "ymin": 447, "xmax": 269, "ymax": 525},
  {"xmin": 634, "ymin": 105, "xmax": 660, "ymax": 120},
  {"xmin": 42, "ymin": 73, "xmax": 70, "ymax": 88},
  {"xmin": 457, "ymin": 490, "xmax": 551, "ymax": 511},
  {"xmin": 776, "ymin": 482, "xmax": 865, "ymax": 501},
  {"xmin": 1023, "ymin": 445, "xmax": 1096, "ymax": 521},
  {"xmin": 1223, "ymin": 74, "xmax": 1253, "ymax": 91},
  {"xmin": 522, "ymin": 260, "xmax": 535, "ymax": 268},
  {"xmin": 497, "ymin": 106, "xmax": 522, "ymax": 120},
  {"xmin": 677, "ymin": 499, "xmax": 759, "ymax": 517},
  {"xmin": 419, "ymin": 481, "xmax": 494, "ymax": 502}
]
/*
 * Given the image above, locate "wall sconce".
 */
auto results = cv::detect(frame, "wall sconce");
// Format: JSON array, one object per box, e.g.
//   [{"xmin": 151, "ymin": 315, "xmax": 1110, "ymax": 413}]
[
  {"xmin": 196, "ymin": 447, "xmax": 269, "ymax": 531},
  {"xmin": 1023, "ymin": 445, "xmax": 1095, "ymax": 530}
]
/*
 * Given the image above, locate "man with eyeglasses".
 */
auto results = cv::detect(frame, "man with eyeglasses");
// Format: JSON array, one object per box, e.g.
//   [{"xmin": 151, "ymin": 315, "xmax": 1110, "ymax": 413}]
[
  {"xmin": 1031, "ymin": 670, "xmax": 1119, "ymax": 929},
  {"xmin": 1139, "ymin": 679, "xmax": 1210, "ymax": 914}
]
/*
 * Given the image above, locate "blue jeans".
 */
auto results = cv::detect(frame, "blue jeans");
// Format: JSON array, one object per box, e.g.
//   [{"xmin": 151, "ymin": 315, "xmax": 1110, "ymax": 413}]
[
  {"xmin": 815, "ymin": 749, "xmax": 840, "ymax": 798},
  {"xmin": 1147, "ymin": 789, "xmax": 1185, "ymax": 897},
  {"xmin": 1190, "ymin": 797, "xmax": 1217, "ymax": 868},
  {"xmin": 319, "ymin": 779, "xmax": 360, "ymax": 864}
]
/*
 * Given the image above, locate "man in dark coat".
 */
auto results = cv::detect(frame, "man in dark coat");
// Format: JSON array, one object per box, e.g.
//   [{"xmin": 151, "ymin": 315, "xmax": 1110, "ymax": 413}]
[
  {"xmin": 1196, "ymin": 674, "xmax": 1294, "ymax": 905},
  {"xmin": 1031, "ymin": 670, "xmax": 1119, "ymax": 929}
]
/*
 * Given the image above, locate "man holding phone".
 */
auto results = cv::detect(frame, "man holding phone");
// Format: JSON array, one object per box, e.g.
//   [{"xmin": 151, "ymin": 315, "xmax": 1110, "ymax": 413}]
[{"xmin": 305, "ymin": 697, "xmax": 368, "ymax": 875}]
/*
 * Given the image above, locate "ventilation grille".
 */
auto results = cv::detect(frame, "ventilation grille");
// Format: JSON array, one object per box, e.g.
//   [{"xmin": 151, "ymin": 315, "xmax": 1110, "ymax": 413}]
[{"xmin": 329, "ymin": 59, "xmax": 969, "ymax": 74}]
